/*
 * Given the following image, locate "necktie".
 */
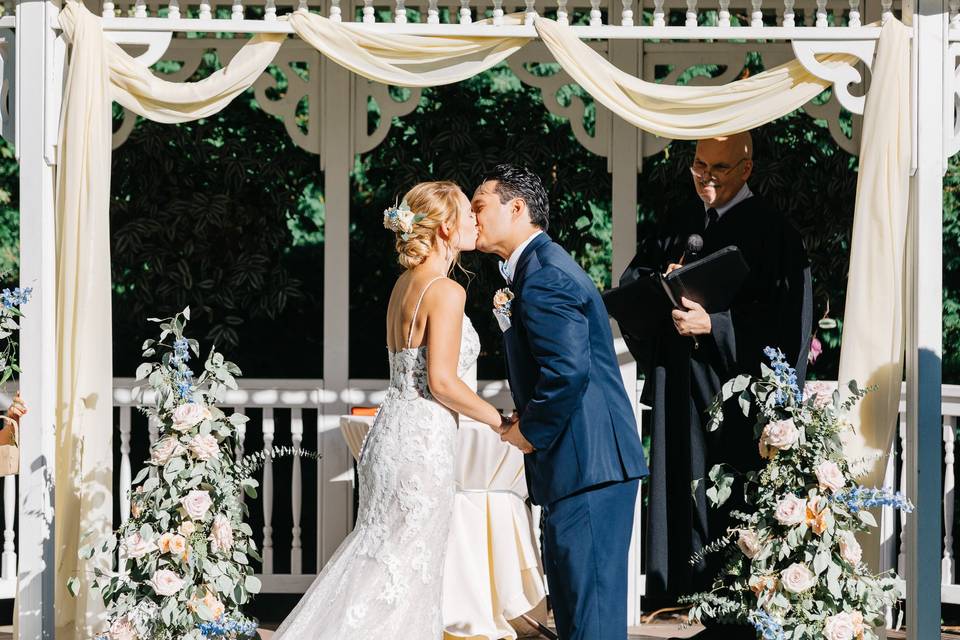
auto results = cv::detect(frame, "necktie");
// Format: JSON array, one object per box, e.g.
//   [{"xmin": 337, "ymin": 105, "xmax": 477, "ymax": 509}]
[
  {"xmin": 705, "ymin": 207, "xmax": 719, "ymax": 230},
  {"xmin": 498, "ymin": 260, "xmax": 512, "ymax": 284}
]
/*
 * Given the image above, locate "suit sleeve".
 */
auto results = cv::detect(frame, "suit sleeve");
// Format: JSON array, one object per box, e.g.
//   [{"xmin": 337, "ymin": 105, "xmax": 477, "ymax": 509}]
[{"xmin": 517, "ymin": 266, "xmax": 590, "ymax": 452}]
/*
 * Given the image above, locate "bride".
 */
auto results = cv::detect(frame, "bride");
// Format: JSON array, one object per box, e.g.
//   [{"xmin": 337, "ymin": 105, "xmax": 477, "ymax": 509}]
[{"xmin": 272, "ymin": 181, "xmax": 511, "ymax": 639}]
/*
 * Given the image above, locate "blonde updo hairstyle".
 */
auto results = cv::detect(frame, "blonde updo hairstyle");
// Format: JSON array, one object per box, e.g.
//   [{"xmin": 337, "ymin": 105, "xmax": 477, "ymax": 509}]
[{"xmin": 391, "ymin": 181, "xmax": 464, "ymax": 271}]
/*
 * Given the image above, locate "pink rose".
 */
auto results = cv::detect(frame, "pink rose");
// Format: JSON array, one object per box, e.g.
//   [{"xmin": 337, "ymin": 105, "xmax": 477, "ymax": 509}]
[
  {"xmin": 209, "ymin": 513, "xmax": 234, "ymax": 554},
  {"xmin": 179, "ymin": 521, "xmax": 196, "ymax": 537},
  {"xmin": 780, "ymin": 563, "xmax": 816, "ymax": 594},
  {"xmin": 815, "ymin": 460, "xmax": 846, "ymax": 493},
  {"xmin": 823, "ymin": 611, "xmax": 859, "ymax": 640},
  {"xmin": 202, "ymin": 591, "xmax": 226, "ymax": 619},
  {"xmin": 805, "ymin": 380, "xmax": 834, "ymax": 408},
  {"xmin": 188, "ymin": 433, "xmax": 220, "ymax": 461},
  {"xmin": 147, "ymin": 569, "xmax": 184, "ymax": 597},
  {"xmin": 171, "ymin": 402, "xmax": 211, "ymax": 432},
  {"xmin": 180, "ymin": 490, "xmax": 213, "ymax": 521},
  {"xmin": 109, "ymin": 616, "xmax": 138, "ymax": 640},
  {"xmin": 759, "ymin": 419, "xmax": 799, "ymax": 458},
  {"xmin": 837, "ymin": 530, "xmax": 863, "ymax": 565},
  {"xmin": 150, "ymin": 436, "xmax": 185, "ymax": 465},
  {"xmin": 122, "ymin": 532, "xmax": 157, "ymax": 559},
  {"xmin": 774, "ymin": 494, "xmax": 807, "ymax": 526},
  {"xmin": 737, "ymin": 529, "xmax": 762, "ymax": 559}
]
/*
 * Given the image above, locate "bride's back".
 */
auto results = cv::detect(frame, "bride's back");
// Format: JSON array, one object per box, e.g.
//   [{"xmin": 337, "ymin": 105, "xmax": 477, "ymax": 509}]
[{"xmin": 385, "ymin": 269, "xmax": 446, "ymax": 353}]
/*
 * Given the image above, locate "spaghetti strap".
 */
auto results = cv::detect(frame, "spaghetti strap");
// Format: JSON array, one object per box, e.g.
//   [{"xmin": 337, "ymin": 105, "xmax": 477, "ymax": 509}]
[{"xmin": 407, "ymin": 276, "xmax": 446, "ymax": 349}]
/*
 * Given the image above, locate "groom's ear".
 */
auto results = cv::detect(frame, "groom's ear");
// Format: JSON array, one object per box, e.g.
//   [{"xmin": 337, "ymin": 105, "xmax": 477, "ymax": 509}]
[{"xmin": 510, "ymin": 197, "xmax": 527, "ymax": 221}]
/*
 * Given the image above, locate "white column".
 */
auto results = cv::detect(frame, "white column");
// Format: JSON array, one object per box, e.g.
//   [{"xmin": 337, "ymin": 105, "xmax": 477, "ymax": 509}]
[
  {"xmin": 16, "ymin": 0, "xmax": 59, "ymax": 637},
  {"xmin": 905, "ymin": 2, "xmax": 946, "ymax": 637},
  {"xmin": 609, "ymin": 22, "xmax": 643, "ymax": 625},
  {"xmin": 318, "ymin": 56, "xmax": 353, "ymax": 568}
]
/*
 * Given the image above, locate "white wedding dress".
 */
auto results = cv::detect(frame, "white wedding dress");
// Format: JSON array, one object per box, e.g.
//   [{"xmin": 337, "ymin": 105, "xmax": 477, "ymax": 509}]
[{"xmin": 273, "ymin": 276, "xmax": 481, "ymax": 639}]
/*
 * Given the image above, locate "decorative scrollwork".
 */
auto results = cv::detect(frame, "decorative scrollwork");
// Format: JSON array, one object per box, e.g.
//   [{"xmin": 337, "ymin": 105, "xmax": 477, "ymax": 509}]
[
  {"xmin": 791, "ymin": 39, "xmax": 875, "ymax": 115},
  {"xmin": 355, "ymin": 81, "xmax": 422, "ymax": 155},
  {"xmin": 253, "ymin": 41, "xmax": 323, "ymax": 155},
  {"xmin": 948, "ymin": 42, "xmax": 960, "ymax": 159},
  {"xmin": 0, "ymin": 28, "xmax": 13, "ymax": 147}
]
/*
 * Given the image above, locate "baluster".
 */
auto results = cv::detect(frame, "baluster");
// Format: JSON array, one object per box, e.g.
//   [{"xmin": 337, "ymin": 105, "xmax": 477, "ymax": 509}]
[
  {"xmin": 119, "ymin": 407, "xmax": 132, "ymax": 524},
  {"xmin": 590, "ymin": 0, "xmax": 602, "ymax": 25},
  {"xmin": 262, "ymin": 408, "xmax": 275, "ymax": 574},
  {"xmin": 653, "ymin": 0, "xmax": 665, "ymax": 27},
  {"xmin": 897, "ymin": 413, "xmax": 908, "ymax": 577},
  {"xmin": 951, "ymin": 0, "xmax": 960, "ymax": 28},
  {"xmin": 782, "ymin": 0, "xmax": 794, "ymax": 26},
  {"xmin": 394, "ymin": 0, "xmax": 407, "ymax": 22},
  {"xmin": 881, "ymin": 438, "xmax": 897, "ymax": 629},
  {"xmin": 459, "ymin": 0, "xmax": 471, "ymax": 23},
  {"xmin": 944, "ymin": 418, "xmax": 956, "ymax": 583},
  {"xmin": 2, "ymin": 0, "xmax": 9, "ymax": 16},
  {"xmin": 329, "ymin": 0, "xmax": 341, "ymax": 21},
  {"xmin": 685, "ymin": 0, "xmax": 697, "ymax": 27},
  {"xmin": 847, "ymin": 0, "xmax": 860, "ymax": 26},
  {"xmin": 168, "ymin": 0, "xmax": 180, "ymax": 19},
  {"xmin": 134, "ymin": 0, "xmax": 147, "ymax": 17},
  {"xmin": 199, "ymin": 0, "xmax": 212, "ymax": 19},
  {"xmin": 291, "ymin": 409, "xmax": 304, "ymax": 574},
  {"xmin": 815, "ymin": 0, "xmax": 827, "ymax": 26},
  {"xmin": 525, "ymin": 0, "xmax": 537, "ymax": 25},
  {"xmin": 1, "ymin": 476, "xmax": 14, "ymax": 582},
  {"xmin": 620, "ymin": 0, "xmax": 633, "ymax": 25},
  {"xmin": 102, "ymin": 0, "xmax": 115, "ymax": 17},
  {"xmin": 493, "ymin": 0, "xmax": 505, "ymax": 25},
  {"xmin": 364, "ymin": 0, "xmax": 375, "ymax": 22},
  {"xmin": 881, "ymin": 0, "xmax": 893, "ymax": 22},
  {"xmin": 264, "ymin": 0, "xmax": 276, "ymax": 20},
  {"xmin": 148, "ymin": 415, "xmax": 159, "ymax": 446},
  {"xmin": 718, "ymin": 0, "xmax": 730, "ymax": 27},
  {"xmin": 232, "ymin": 0, "xmax": 244, "ymax": 20},
  {"xmin": 428, "ymin": 0, "xmax": 439, "ymax": 23},
  {"xmin": 750, "ymin": 0, "xmax": 763, "ymax": 27}
]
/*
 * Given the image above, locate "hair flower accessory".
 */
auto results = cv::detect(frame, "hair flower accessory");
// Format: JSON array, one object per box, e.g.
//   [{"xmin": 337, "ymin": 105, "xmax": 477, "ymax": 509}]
[{"xmin": 383, "ymin": 200, "xmax": 426, "ymax": 241}]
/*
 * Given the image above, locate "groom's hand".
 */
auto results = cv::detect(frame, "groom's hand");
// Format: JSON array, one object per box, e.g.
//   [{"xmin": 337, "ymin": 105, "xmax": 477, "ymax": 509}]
[
  {"xmin": 672, "ymin": 296, "xmax": 711, "ymax": 336},
  {"xmin": 501, "ymin": 421, "xmax": 535, "ymax": 454}
]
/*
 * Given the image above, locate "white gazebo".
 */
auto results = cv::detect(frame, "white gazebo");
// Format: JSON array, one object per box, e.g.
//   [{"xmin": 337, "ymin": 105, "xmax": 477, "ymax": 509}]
[{"xmin": 6, "ymin": 0, "xmax": 951, "ymax": 637}]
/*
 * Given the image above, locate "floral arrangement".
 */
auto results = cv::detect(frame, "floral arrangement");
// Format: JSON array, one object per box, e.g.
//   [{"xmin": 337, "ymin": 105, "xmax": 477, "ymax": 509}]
[
  {"xmin": 0, "ymin": 286, "xmax": 31, "ymax": 383},
  {"xmin": 684, "ymin": 348, "xmax": 913, "ymax": 640},
  {"xmin": 383, "ymin": 200, "xmax": 425, "ymax": 241},
  {"xmin": 74, "ymin": 309, "xmax": 315, "ymax": 640}
]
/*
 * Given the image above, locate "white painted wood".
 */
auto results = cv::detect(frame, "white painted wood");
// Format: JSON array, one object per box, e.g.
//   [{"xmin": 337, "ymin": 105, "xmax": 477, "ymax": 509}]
[
  {"xmin": 525, "ymin": 0, "xmax": 537, "ymax": 24},
  {"xmin": 134, "ymin": 0, "xmax": 147, "ymax": 18},
  {"xmin": 898, "ymin": 413, "xmax": 907, "ymax": 579},
  {"xmin": 557, "ymin": 0, "xmax": 568, "ymax": 24},
  {"xmin": 459, "ymin": 0, "xmax": 471, "ymax": 23},
  {"xmin": 232, "ymin": 0, "xmax": 244, "ymax": 21},
  {"xmin": 330, "ymin": 0, "xmax": 342, "ymax": 21},
  {"xmin": 653, "ymin": 0, "xmax": 666, "ymax": 26},
  {"xmin": 685, "ymin": 0, "xmax": 697, "ymax": 26},
  {"xmin": 264, "ymin": 0, "xmax": 276, "ymax": 20},
  {"xmin": 394, "ymin": 0, "xmax": 407, "ymax": 23},
  {"xmin": 2, "ymin": 475, "xmax": 16, "ymax": 583},
  {"xmin": 620, "ymin": 0, "xmax": 633, "ymax": 25},
  {"xmin": 751, "ymin": 0, "xmax": 763, "ymax": 26},
  {"xmin": 783, "ymin": 0, "xmax": 796, "ymax": 26},
  {"xmin": 363, "ymin": 0, "xmax": 375, "ymax": 23},
  {"xmin": 16, "ymin": 0, "xmax": 58, "ymax": 634},
  {"xmin": 590, "ymin": 0, "xmax": 603, "ymax": 26},
  {"xmin": 848, "ymin": 0, "xmax": 862, "ymax": 27},
  {"xmin": 906, "ymin": 4, "xmax": 947, "ymax": 636},
  {"xmin": 816, "ymin": 0, "xmax": 827, "ymax": 26},
  {"xmin": 119, "ymin": 406, "xmax": 132, "ymax": 524},
  {"xmin": 199, "ymin": 0, "xmax": 212, "ymax": 19},
  {"xmin": 719, "ymin": 0, "xmax": 731, "ymax": 27},
  {"xmin": 148, "ymin": 414, "xmax": 159, "ymax": 445},
  {"xmin": 428, "ymin": 0, "xmax": 440, "ymax": 23},
  {"xmin": 0, "ymin": 28, "xmax": 15, "ymax": 148},
  {"xmin": 879, "ymin": 445, "xmax": 897, "ymax": 628},
  {"xmin": 944, "ymin": 417, "xmax": 955, "ymax": 582},
  {"xmin": 291, "ymin": 407, "xmax": 304, "ymax": 574},
  {"xmin": 262, "ymin": 407, "xmax": 276, "ymax": 574}
]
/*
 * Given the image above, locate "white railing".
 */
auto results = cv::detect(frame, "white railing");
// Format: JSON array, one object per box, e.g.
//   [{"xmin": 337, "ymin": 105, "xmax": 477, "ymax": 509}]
[{"xmin": 76, "ymin": 0, "xmax": 897, "ymax": 39}]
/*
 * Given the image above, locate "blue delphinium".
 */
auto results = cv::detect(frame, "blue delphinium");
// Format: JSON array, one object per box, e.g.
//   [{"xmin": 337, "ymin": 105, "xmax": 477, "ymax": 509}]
[
  {"xmin": 169, "ymin": 338, "xmax": 195, "ymax": 401},
  {"xmin": 198, "ymin": 617, "xmax": 258, "ymax": 638},
  {"xmin": 748, "ymin": 609, "xmax": 785, "ymax": 640},
  {"xmin": 764, "ymin": 346, "xmax": 803, "ymax": 405},
  {"xmin": 832, "ymin": 486, "xmax": 915, "ymax": 514},
  {"xmin": 0, "ymin": 286, "xmax": 32, "ymax": 310}
]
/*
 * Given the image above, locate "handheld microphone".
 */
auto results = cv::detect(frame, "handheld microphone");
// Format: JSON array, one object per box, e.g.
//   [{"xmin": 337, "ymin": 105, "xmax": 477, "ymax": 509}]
[{"xmin": 680, "ymin": 233, "xmax": 704, "ymax": 265}]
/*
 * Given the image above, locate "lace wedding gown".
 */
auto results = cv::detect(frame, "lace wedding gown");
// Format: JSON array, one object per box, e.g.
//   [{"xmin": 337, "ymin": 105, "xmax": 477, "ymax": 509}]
[{"xmin": 274, "ymin": 277, "xmax": 481, "ymax": 639}]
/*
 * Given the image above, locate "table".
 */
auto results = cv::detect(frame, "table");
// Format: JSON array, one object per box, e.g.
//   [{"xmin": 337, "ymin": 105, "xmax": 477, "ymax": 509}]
[{"xmin": 340, "ymin": 414, "xmax": 547, "ymax": 640}]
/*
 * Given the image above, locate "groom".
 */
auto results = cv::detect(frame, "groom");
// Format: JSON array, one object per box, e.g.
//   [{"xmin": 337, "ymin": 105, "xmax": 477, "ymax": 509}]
[{"xmin": 473, "ymin": 164, "xmax": 649, "ymax": 640}]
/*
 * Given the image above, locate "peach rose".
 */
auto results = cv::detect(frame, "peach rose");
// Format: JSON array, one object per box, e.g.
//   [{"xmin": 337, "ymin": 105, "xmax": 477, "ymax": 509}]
[
  {"xmin": 209, "ymin": 513, "xmax": 234, "ymax": 554},
  {"xmin": 737, "ymin": 529, "xmax": 762, "ymax": 559},
  {"xmin": 805, "ymin": 497, "xmax": 830, "ymax": 536},
  {"xmin": 202, "ymin": 591, "xmax": 226, "ymax": 619},
  {"xmin": 109, "ymin": 616, "xmax": 138, "ymax": 640},
  {"xmin": 179, "ymin": 520, "xmax": 197, "ymax": 537}
]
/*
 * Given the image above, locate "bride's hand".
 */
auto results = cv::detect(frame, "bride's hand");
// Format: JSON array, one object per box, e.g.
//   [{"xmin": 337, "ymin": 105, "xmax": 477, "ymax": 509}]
[{"xmin": 501, "ymin": 421, "xmax": 535, "ymax": 454}]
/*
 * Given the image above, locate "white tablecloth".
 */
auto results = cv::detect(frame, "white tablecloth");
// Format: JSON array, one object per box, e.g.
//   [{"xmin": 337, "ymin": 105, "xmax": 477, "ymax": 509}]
[{"xmin": 340, "ymin": 415, "xmax": 547, "ymax": 640}]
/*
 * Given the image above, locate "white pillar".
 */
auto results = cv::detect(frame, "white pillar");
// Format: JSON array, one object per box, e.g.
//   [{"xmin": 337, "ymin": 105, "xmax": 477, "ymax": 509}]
[
  {"xmin": 609, "ymin": 17, "xmax": 643, "ymax": 623},
  {"xmin": 317, "ymin": 56, "xmax": 353, "ymax": 567},
  {"xmin": 16, "ymin": 1, "xmax": 59, "ymax": 637},
  {"xmin": 905, "ymin": 1, "xmax": 946, "ymax": 637}
]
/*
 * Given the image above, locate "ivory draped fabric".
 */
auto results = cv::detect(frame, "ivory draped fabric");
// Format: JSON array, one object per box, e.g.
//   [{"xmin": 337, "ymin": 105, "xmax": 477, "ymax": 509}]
[{"xmin": 54, "ymin": 0, "xmax": 910, "ymax": 634}]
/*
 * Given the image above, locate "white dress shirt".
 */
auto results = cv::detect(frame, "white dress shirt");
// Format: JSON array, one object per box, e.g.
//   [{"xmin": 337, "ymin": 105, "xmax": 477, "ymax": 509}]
[
  {"xmin": 706, "ymin": 183, "xmax": 753, "ymax": 224},
  {"xmin": 501, "ymin": 230, "xmax": 544, "ymax": 284}
]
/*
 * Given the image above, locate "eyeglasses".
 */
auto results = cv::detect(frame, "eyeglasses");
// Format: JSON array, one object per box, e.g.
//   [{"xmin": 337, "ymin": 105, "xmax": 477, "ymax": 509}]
[{"xmin": 689, "ymin": 157, "xmax": 748, "ymax": 184}]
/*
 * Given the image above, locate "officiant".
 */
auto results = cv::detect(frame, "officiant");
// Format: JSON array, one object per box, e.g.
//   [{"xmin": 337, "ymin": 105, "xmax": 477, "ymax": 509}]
[{"xmin": 619, "ymin": 132, "xmax": 813, "ymax": 609}]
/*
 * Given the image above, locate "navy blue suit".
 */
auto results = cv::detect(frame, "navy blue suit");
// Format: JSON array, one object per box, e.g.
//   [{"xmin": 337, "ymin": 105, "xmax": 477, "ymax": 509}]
[{"xmin": 503, "ymin": 233, "xmax": 648, "ymax": 640}]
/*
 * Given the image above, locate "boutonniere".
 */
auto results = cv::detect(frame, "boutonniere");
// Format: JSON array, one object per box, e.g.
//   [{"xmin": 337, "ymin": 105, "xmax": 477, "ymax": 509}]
[{"xmin": 493, "ymin": 288, "xmax": 514, "ymax": 332}]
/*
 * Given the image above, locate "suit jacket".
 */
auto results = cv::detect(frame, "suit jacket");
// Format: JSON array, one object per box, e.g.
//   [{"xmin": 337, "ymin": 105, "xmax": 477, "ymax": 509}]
[{"xmin": 503, "ymin": 233, "xmax": 648, "ymax": 506}]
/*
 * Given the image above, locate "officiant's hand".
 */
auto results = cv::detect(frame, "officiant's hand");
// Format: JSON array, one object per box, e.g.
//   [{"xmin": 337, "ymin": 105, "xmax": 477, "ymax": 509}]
[
  {"xmin": 501, "ymin": 421, "xmax": 535, "ymax": 454},
  {"xmin": 665, "ymin": 263, "xmax": 683, "ymax": 275},
  {"xmin": 672, "ymin": 297, "xmax": 711, "ymax": 336}
]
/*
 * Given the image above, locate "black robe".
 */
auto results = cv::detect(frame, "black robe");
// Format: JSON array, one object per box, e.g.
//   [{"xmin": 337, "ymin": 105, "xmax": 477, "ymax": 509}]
[{"xmin": 619, "ymin": 193, "xmax": 813, "ymax": 608}]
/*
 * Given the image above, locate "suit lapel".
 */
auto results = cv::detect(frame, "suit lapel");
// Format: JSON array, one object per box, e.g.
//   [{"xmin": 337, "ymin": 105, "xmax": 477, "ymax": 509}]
[{"xmin": 510, "ymin": 232, "xmax": 551, "ymax": 293}]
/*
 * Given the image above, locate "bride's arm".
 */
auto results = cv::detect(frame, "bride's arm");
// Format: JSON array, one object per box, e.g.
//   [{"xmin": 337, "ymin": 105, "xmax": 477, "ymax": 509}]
[{"xmin": 425, "ymin": 281, "xmax": 504, "ymax": 431}]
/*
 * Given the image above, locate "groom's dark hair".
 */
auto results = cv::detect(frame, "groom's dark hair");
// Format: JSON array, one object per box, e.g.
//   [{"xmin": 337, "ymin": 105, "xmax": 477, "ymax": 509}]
[{"xmin": 482, "ymin": 164, "xmax": 550, "ymax": 231}]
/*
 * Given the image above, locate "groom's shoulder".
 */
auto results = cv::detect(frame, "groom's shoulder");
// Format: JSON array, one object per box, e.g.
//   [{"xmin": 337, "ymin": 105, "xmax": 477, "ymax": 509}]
[{"xmin": 528, "ymin": 240, "xmax": 592, "ymax": 290}]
